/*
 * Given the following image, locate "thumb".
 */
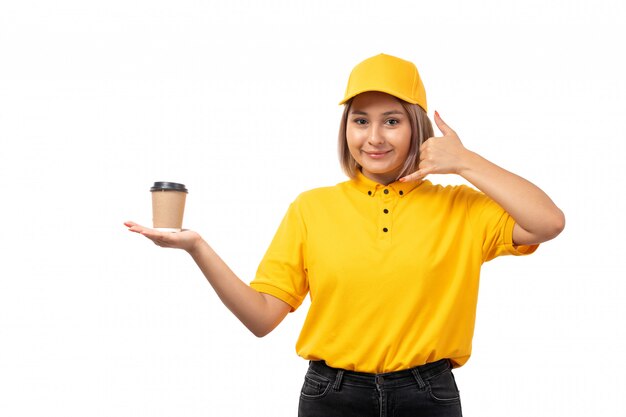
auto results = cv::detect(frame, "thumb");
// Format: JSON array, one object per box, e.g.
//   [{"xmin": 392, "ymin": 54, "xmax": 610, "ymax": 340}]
[{"xmin": 434, "ymin": 110, "xmax": 455, "ymax": 136}]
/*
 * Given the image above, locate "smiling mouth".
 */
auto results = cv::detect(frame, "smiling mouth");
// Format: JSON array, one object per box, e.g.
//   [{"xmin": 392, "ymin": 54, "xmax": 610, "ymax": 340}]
[{"xmin": 363, "ymin": 150, "xmax": 391, "ymax": 158}]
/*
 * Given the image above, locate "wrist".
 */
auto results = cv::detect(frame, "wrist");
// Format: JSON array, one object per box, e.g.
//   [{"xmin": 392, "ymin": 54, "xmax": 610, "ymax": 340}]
[
  {"xmin": 186, "ymin": 234, "xmax": 205, "ymax": 257},
  {"xmin": 456, "ymin": 149, "xmax": 481, "ymax": 177}
]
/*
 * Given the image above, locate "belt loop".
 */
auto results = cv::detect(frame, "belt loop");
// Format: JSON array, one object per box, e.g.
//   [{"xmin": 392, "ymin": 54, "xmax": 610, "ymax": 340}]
[
  {"xmin": 333, "ymin": 369, "xmax": 344, "ymax": 391},
  {"xmin": 411, "ymin": 367, "xmax": 426, "ymax": 389}
]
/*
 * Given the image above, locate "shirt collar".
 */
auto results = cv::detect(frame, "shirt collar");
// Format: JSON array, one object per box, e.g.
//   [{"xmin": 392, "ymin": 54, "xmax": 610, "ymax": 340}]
[{"xmin": 351, "ymin": 170, "xmax": 422, "ymax": 197}]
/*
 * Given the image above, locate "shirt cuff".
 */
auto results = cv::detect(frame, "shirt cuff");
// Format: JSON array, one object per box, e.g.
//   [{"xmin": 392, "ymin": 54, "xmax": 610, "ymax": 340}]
[
  {"xmin": 504, "ymin": 216, "xmax": 540, "ymax": 256},
  {"xmin": 250, "ymin": 282, "xmax": 303, "ymax": 312}
]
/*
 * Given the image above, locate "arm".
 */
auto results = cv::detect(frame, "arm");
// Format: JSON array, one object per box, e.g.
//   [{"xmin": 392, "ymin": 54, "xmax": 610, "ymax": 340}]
[
  {"xmin": 400, "ymin": 112, "xmax": 565, "ymax": 246},
  {"xmin": 124, "ymin": 222, "xmax": 291, "ymax": 337}
]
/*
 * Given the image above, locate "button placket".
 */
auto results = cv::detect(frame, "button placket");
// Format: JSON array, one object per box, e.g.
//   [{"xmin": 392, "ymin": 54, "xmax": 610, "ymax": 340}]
[{"xmin": 378, "ymin": 188, "xmax": 396, "ymax": 241}]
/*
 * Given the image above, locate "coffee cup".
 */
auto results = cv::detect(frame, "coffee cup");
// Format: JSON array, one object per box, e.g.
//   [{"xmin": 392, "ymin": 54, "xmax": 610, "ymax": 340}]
[{"xmin": 150, "ymin": 182, "xmax": 188, "ymax": 232}]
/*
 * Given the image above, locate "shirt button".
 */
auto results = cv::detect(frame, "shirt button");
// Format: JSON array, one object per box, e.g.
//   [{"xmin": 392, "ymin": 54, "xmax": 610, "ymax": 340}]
[
  {"xmin": 383, "ymin": 189, "xmax": 389, "ymax": 194},
  {"xmin": 368, "ymin": 191, "xmax": 372, "ymax": 196},
  {"xmin": 383, "ymin": 227, "xmax": 388, "ymax": 233},
  {"xmin": 399, "ymin": 190, "xmax": 404, "ymax": 196},
  {"xmin": 383, "ymin": 209, "xmax": 389, "ymax": 214}
]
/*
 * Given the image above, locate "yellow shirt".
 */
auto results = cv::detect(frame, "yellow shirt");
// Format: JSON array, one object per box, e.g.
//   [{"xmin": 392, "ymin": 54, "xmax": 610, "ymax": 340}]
[{"xmin": 251, "ymin": 171, "xmax": 538, "ymax": 373}]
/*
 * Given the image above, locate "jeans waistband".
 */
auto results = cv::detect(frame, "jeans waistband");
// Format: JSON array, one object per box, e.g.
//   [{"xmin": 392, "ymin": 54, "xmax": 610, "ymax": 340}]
[{"xmin": 308, "ymin": 358, "xmax": 452, "ymax": 389}]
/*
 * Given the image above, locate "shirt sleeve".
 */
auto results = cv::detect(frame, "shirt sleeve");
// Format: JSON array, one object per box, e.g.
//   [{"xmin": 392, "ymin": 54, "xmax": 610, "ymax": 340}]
[
  {"xmin": 463, "ymin": 186, "xmax": 539, "ymax": 262},
  {"xmin": 250, "ymin": 197, "xmax": 309, "ymax": 312}
]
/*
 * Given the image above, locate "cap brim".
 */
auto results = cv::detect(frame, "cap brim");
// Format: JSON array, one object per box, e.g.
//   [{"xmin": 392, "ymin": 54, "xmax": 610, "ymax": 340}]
[{"xmin": 339, "ymin": 89, "xmax": 420, "ymax": 106}]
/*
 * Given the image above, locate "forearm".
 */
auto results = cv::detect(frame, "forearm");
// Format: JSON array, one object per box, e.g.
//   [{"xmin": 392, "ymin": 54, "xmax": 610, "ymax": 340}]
[
  {"xmin": 459, "ymin": 150, "xmax": 565, "ymax": 240},
  {"xmin": 187, "ymin": 238, "xmax": 280, "ymax": 337},
  {"xmin": 398, "ymin": 112, "xmax": 564, "ymax": 243}
]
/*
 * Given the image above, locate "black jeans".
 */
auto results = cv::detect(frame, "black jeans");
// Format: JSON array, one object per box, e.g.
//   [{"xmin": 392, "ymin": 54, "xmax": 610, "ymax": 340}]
[{"xmin": 298, "ymin": 359, "xmax": 462, "ymax": 417}]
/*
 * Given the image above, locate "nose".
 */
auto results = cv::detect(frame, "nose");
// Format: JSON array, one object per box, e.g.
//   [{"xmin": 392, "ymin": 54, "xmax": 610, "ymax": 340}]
[{"xmin": 368, "ymin": 124, "xmax": 385, "ymax": 145}]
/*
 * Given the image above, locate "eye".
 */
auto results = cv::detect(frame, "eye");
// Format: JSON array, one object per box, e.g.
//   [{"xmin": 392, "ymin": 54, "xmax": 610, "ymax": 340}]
[
  {"xmin": 353, "ymin": 118, "xmax": 368, "ymax": 125},
  {"xmin": 386, "ymin": 118, "xmax": 399, "ymax": 126}
]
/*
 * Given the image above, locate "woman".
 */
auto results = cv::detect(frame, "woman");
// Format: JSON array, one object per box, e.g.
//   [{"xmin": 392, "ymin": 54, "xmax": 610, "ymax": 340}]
[{"xmin": 125, "ymin": 53, "xmax": 564, "ymax": 416}]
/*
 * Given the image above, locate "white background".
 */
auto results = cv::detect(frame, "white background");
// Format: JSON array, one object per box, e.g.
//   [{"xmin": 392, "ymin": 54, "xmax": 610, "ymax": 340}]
[{"xmin": 1, "ymin": 0, "xmax": 624, "ymax": 416}]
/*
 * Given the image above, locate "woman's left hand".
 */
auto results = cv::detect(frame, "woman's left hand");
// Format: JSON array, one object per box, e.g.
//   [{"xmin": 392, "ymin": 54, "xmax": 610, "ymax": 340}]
[
  {"xmin": 399, "ymin": 112, "xmax": 565, "ymax": 245},
  {"xmin": 399, "ymin": 111, "xmax": 470, "ymax": 182}
]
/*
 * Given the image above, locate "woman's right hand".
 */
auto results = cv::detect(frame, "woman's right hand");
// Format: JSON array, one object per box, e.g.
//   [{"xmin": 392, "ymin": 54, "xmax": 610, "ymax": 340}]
[
  {"xmin": 124, "ymin": 221, "xmax": 202, "ymax": 253},
  {"xmin": 124, "ymin": 221, "xmax": 290, "ymax": 336}
]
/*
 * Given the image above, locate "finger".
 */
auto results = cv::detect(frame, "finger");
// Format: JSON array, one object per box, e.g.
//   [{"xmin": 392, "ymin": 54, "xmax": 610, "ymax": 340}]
[
  {"xmin": 421, "ymin": 135, "xmax": 436, "ymax": 146},
  {"xmin": 434, "ymin": 110, "xmax": 455, "ymax": 136},
  {"xmin": 126, "ymin": 223, "xmax": 150, "ymax": 234},
  {"xmin": 126, "ymin": 222, "xmax": 154, "ymax": 238},
  {"xmin": 419, "ymin": 140, "xmax": 433, "ymax": 155},
  {"xmin": 139, "ymin": 227, "xmax": 165, "ymax": 240},
  {"xmin": 125, "ymin": 222, "xmax": 146, "ymax": 234},
  {"xmin": 141, "ymin": 230, "xmax": 172, "ymax": 247},
  {"xmin": 399, "ymin": 170, "xmax": 427, "ymax": 182},
  {"xmin": 420, "ymin": 136, "xmax": 441, "ymax": 155}
]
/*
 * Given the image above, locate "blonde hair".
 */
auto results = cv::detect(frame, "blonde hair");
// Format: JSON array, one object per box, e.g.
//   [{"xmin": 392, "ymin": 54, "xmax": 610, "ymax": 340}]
[{"xmin": 338, "ymin": 97, "xmax": 434, "ymax": 180}]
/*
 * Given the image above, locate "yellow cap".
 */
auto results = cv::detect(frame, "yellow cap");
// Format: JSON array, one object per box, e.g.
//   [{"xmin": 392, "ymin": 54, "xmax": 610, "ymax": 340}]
[{"xmin": 339, "ymin": 53, "xmax": 427, "ymax": 112}]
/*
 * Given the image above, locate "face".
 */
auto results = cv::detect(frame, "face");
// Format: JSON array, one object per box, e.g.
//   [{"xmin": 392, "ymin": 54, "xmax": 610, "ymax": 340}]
[{"xmin": 346, "ymin": 91, "xmax": 411, "ymax": 185}]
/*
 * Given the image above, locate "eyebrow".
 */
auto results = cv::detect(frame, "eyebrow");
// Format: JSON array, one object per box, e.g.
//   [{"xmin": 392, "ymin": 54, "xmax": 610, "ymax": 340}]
[{"xmin": 350, "ymin": 110, "xmax": 405, "ymax": 116}]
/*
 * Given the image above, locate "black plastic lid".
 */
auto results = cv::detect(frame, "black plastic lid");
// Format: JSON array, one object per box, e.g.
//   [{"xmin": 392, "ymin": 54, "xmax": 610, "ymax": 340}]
[{"xmin": 150, "ymin": 182, "xmax": 188, "ymax": 193}]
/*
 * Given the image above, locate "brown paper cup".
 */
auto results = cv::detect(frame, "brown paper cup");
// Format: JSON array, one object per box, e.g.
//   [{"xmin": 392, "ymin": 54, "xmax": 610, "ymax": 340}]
[{"xmin": 150, "ymin": 182, "xmax": 188, "ymax": 232}]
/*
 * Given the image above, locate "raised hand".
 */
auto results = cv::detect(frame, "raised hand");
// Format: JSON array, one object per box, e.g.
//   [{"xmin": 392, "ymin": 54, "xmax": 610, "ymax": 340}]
[
  {"xmin": 400, "ymin": 111, "xmax": 470, "ymax": 182},
  {"xmin": 124, "ymin": 221, "xmax": 201, "ymax": 253},
  {"xmin": 396, "ymin": 112, "xmax": 564, "ymax": 245}
]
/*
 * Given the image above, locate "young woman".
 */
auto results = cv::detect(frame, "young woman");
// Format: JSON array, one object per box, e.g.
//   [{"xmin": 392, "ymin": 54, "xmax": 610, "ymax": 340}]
[{"xmin": 125, "ymin": 53, "xmax": 564, "ymax": 417}]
